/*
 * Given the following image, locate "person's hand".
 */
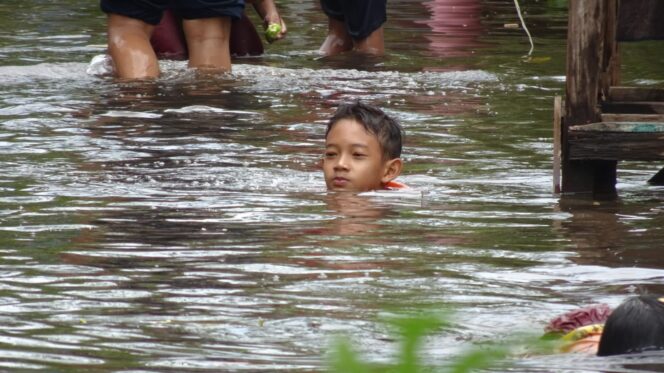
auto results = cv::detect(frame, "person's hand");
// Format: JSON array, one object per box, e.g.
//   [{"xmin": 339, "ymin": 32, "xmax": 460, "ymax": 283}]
[
  {"xmin": 263, "ymin": 12, "xmax": 287, "ymax": 43},
  {"xmin": 250, "ymin": 0, "xmax": 287, "ymax": 42}
]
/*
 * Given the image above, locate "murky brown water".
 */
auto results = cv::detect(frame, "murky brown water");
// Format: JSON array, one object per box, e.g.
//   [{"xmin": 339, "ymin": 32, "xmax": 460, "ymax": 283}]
[{"xmin": 2, "ymin": 0, "xmax": 664, "ymax": 371}]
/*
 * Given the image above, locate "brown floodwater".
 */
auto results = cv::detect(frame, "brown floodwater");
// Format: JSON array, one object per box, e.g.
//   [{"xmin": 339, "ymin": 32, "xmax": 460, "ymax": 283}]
[{"xmin": 1, "ymin": 0, "xmax": 664, "ymax": 371}]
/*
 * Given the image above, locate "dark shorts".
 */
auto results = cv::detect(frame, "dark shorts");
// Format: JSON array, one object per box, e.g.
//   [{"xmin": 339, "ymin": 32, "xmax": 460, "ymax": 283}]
[
  {"xmin": 101, "ymin": 0, "xmax": 245, "ymax": 25},
  {"xmin": 320, "ymin": 0, "xmax": 387, "ymax": 40}
]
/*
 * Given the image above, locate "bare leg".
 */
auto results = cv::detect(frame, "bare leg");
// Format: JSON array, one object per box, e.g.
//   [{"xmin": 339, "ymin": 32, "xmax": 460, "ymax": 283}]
[
  {"xmin": 354, "ymin": 26, "xmax": 384, "ymax": 56},
  {"xmin": 182, "ymin": 17, "xmax": 232, "ymax": 72},
  {"xmin": 107, "ymin": 14, "xmax": 159, "ymax": 79},
  {"xmin": 319, "ymin": 17, "xmax": 353, "ymax": 56}
]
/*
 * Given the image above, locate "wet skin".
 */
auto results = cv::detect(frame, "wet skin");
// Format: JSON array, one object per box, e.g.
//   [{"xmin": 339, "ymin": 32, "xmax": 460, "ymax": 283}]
[
  {"xmin": 107, "ymin": 13, "xmax": 232, "ymax": 79},
  {"xmin": 319, "ymin": 18, "xmax": 384, "ymax": 56}
]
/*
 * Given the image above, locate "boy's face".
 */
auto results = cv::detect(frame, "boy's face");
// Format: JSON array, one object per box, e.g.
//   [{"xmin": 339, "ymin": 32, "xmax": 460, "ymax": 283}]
[{"xmin": 323, "ymin": 118, "xmax": 395, "ymax": 192}]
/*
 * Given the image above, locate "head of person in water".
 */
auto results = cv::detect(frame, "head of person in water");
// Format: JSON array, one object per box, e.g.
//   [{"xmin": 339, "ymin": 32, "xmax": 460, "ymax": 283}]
[
  {"xmin": 322, "ymin": 101, "xmax": 403, "ymax": 192},
  {"xmin": 597, "ymin": 295, "xmax": 664, "ymax": 356}
]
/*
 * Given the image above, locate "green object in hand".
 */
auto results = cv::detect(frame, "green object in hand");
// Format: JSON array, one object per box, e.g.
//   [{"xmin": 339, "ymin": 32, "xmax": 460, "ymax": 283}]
[{"xmin": 265, "ymin": 23, "xmax": 281, "ymax": 43}]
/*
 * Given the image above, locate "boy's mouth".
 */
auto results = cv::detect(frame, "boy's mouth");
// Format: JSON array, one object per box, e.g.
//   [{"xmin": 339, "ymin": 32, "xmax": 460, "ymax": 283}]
[{"xmin": 332, "ymin": 177, "xmax": 349, "ymax": 187}]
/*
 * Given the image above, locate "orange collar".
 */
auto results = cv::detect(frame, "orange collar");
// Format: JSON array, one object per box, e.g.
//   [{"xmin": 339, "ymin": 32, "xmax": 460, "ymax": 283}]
[{"xmin": 384, "ymin": 180, "xmax": 408, "ymax": 189}]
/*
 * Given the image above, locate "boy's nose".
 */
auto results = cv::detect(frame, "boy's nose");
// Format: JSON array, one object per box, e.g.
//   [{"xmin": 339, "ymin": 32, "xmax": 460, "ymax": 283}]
[{"xmin": 334, "ymin": 154, "xmax": 350, "ymax": 170}]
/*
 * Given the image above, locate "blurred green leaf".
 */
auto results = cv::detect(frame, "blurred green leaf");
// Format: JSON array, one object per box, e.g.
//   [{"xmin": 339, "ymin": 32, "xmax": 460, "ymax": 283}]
[
  {"xmin": 447, "ymin": 346, "xmax": 507, "ymax": 373},
  {"xmin": 329, "ymin": 336, "xmax": 371, "ymax": 373},
  {"xmin": 327, "ymin": 310, "xmax": 551, "ymax": 373}
]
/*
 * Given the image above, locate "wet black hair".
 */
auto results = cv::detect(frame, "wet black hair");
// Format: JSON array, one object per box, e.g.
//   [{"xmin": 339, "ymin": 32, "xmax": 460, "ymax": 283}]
[
  {"xmin": 597, "ymin": 295, "xmax": 664, "ymax": 356},
  {"xmin": 325, "ymin": 101, "xmax": 403, "ymax": 160}
]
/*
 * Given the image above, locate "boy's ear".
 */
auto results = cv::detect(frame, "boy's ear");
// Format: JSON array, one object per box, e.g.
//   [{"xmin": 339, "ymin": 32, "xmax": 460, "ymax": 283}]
[{"xmin": 381, "ymin": 158, "xmax": 403, "ymax": 183}]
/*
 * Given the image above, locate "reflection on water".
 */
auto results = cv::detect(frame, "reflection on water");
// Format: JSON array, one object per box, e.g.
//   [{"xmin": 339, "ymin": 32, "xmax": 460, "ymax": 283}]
[
  {"xmin": 419, "ymin": 0, "xmax": 485, "ymax": 59},
  {"xmin": 2, "ymin": 0, "xmax": 664, "ymax": 371}
]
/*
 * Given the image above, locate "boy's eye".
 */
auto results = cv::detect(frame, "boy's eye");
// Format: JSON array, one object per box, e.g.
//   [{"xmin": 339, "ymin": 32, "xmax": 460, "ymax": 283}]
[
  {"xmin": 353, "ymin": 152, "xmax": 367, "ymax": 158},
  {"xmin": 325, "ymin": 152, "xmax": 337, "ymax": 158}
]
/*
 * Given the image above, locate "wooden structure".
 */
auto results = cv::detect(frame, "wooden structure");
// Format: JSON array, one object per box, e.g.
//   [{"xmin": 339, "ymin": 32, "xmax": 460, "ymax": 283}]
[{"xmin": 555, "ymin": 0, "xmax": 664, "ymax": 196}]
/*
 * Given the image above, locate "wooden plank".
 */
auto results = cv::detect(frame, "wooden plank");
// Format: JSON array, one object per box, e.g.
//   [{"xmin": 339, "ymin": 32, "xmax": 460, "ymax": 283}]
[
  {"xmin": 570, "ymin": 121, "xmax": 664, "ymax": 132},
  {"xmin": 602, "ymin": 101, "xmax": 664, "ymax": 114},
  {"xmin": 609, "ymin": 86, "xmax": 664, "ymax": 102},
  {"xmin": 567, "ymin": 131, "xmax": 664, "ymax": 161},
  {"xmin": 601, "ymin": 113, "xmax": 664, "ymax": 122}
]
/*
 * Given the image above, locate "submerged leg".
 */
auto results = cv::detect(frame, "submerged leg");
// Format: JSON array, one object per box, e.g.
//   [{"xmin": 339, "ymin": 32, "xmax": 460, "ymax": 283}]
[
  {"xmin": 353, "ymin": 26, "xmax": 384, "ymax": 56},
  {"xmin": 106, "ymin": 13, "xmax": 159, "ymax": 79},
  {"xmin": 319, "ymin": 17, "xmax": 353, "ymax": 56},
  {"xmin": 182, "ymin": 17, "xmax": 232, "ymax": 72}
]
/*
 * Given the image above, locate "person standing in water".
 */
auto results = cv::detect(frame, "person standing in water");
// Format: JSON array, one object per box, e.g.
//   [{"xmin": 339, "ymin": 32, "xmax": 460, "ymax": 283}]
[
  {"xmin": 319, "ymin": 0, "xmax": 386, "ymax": 56},
  {"xmin": 100, "ymin": 0, "xmax": 244, "ymax": 79},
  {"xmin": 150, "ymin": 0, "xmax": 287, "ymax": 60}
]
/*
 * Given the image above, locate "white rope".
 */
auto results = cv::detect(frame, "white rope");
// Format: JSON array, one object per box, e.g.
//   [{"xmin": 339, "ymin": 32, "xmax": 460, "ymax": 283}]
[{"xmin": 513, "ymin": 0, "xmax": 534, "ymax": 56}]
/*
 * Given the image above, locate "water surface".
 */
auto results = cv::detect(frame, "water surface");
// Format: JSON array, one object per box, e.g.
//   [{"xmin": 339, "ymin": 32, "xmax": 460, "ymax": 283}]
[{"xmin": 2, "ymin": 0, "xmax": 664, "ymax": 371}]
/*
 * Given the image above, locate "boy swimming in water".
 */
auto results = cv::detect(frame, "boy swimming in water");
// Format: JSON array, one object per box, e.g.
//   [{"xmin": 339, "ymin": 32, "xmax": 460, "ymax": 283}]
[{"xmin": 322, "ymin": 101, "xmax": 405, "ymax": 192}]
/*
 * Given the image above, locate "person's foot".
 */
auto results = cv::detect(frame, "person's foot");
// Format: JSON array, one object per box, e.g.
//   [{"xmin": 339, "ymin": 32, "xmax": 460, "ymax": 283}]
[{"xmin": 319, "ymin": 18, "xmax": 352, "ymax": 56}]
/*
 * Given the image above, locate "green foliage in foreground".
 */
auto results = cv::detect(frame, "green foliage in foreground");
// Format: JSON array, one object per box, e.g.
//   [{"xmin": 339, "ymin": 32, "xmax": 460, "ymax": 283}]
[{"xmin": 329, "ymin": 311, "xmax": 555, "ymax": 373}]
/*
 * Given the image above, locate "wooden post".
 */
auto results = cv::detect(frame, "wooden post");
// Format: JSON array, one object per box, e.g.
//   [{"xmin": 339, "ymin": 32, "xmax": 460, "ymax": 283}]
[
  {"xmin": 553, "ymin": 96, "xmax": 562, "ymax": 194},
  {"xmin": 562, "ymin": 0, "xmax": 618, "ymax": 196}
]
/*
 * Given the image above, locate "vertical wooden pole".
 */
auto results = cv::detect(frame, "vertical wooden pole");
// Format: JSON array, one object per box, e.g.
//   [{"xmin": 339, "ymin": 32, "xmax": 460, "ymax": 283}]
[
  {"xmin": 602, "ymin": 0, "xmax": 621, "ymax": 92},
  {"xmin": 553, "ymin": 96, "xmax": 562, "ymax": 194},
  {"xmin": 597, "ymin": 0, "xmax": 619, "ymax": 197},
  {"xmin": 562, "ymin": 0, "xmax": 618, "ymax": 196}
]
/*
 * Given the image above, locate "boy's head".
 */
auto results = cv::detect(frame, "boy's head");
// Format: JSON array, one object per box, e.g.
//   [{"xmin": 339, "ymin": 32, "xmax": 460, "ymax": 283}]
[
  {"xmin": 597, "ymin": 295, "xmax": 664, "ymax": 356},
  {"xmin": 322, "ymin": 101, "xmax": 403, "ymax": 192}
]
